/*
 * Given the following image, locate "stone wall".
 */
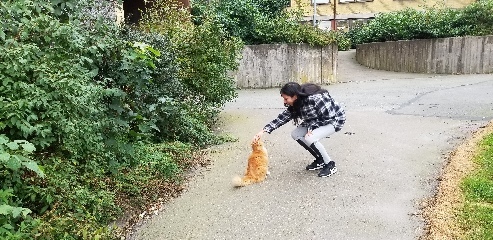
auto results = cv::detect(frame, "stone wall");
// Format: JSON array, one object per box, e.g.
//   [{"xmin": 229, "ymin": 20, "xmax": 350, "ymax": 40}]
[
  {"xmin": 232, "ymin": 44, "xmax": 338, "ymax": 89},
  {"xmin": 356, "ymin": 36, "xmax": 493, "ymax": 74}
]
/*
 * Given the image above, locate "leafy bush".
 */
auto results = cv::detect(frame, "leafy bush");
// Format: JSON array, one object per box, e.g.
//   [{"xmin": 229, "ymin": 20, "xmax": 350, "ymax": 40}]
[
  {"xmin": 1, "ymin": 0, "xmax": 243, "ymax": 238},
  {"xmin": 138, "ymin": 0, "xmax": 243, "ymax": 145},
  {"xmin": 0, "ymin": 135, "xmax": 42, "ymax": 239},
  {"xmin": 347, "ymin": 0, "xmax": 493, "ymax": 47},
  {"xmin": 191, "ymin": 0, "xmax": 346, "ymax": 47},
  {"xmin": 0, "ymin": 0, "xmax": 135, "ymax": 237},
  {"xmin": 0, "ymin": 0, "xmax": 134, "ymax": 165},
  {"xmin": 347, "ymin": 8, "xmax": 462, "ymax": 46},
  {"xmin": 456, "ymin": 0, "xmax": 493, "ymax": 36}
]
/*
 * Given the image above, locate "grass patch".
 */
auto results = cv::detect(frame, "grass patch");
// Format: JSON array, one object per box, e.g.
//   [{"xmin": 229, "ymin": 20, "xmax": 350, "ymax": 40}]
[{"xmin": 461, "ymin": 132, "xmax": 493, "ymax": 239}]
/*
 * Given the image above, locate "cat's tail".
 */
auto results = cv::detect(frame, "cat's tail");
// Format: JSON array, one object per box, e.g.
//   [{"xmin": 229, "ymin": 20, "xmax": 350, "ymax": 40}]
[{"xmin": 232, "ymin": 175, "xmax": 254, "ymax": 187}]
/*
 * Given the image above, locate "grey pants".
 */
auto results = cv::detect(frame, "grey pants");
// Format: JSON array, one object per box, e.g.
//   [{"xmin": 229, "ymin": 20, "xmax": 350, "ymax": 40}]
[{"xmin": 291, "ymin": 124, "xmax": 336, "ymax": 164}]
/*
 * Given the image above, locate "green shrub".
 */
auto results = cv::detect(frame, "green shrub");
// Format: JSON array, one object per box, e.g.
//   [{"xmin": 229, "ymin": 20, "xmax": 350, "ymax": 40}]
[
  {"xmin": 347, "ymin": 0, "xmax": 493, "ymax": 47},
  {"xmin": 0, "ymin": 0, "xmax": 259, "ymax": 238},
  {"xmin": 35, "ymin": 167, "xmax": 119, "ymax": 239},
  {"xmin": 0, "ymin": 135, "xmax": 43, "ymax": 239},
  {"xmin": 0, "ymin": 0, "xmax": 135, "ymax": 166},
  {"xmin": 1, "ymin": 0, "xmax": 173, "ymax": 238},
  {"xmin": 456, "ymin": 0, "xmax": 493, "ymax": 36},
  {"xmin": 138, "ymin": 0, "xmax": 243, "ymax": 145},
  {"xmin": 191, "ymin": 0, "xmax": 346, "ymax": 47},
  {"xmin": 191, "ymin": 0, "xmax": 289, "ymax": 44}
]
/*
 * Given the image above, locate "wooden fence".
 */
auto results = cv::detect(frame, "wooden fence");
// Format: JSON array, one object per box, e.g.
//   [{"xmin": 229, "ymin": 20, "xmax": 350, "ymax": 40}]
[{"xmin": 356, "ymin": 36, "xmax": 493, "ymax": 74}]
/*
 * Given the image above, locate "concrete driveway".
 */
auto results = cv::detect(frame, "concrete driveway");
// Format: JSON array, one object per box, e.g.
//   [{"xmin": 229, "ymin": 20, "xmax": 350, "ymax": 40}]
[{"xmin": 131, "ymin": 50, "xmax": 493, "ymax": 240}]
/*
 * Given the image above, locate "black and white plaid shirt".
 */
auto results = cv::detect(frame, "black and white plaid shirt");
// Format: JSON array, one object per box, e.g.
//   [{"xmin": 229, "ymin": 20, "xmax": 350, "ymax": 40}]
[{"xmin": 263, "ymin": 92, "xmax": 345, "ymax": 133}]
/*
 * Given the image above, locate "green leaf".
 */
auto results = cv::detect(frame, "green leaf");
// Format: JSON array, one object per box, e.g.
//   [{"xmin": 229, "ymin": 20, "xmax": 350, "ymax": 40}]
[
  {"xmin": 1, "ymin": 223, "xmax": 14, "ymax": 230},
  {"xmin": 21, "ymin": 208, "xmax": 32, "ymax": 217},
  {"xmin": 40, "ymin": 205, "xmax": 49, "ymax": 214},
  {"xmin": 0, "ymin": 152, "xmax": 10, "ymax": 162},
  {"xmin": 20, "ymin": 142, "xmax": 36, "ymax": 153},
  {"xmin": 0, "ymin": 205, "xmax": 31, "ymax": 218},
  {"xmin": 0, "ymin": 136, "xmax": 8, "ymax": 145},
  {"xmin": 0, "ymin": 189, "xmax": 14, "ymax": 200},
  {"xmin": 6, "ymin": 142, "xmax": 19, "ymax": 150},
  {"xmin": 147, "ymin": 47, "xmax": 161, "ymax": 57},
  {"xmin": 54, "ymin": 7, "xmax": 61, "ymax": 16},
  {"xmin": 89, "ymin": 68, "xmax": 99, "ymax": 78},
  {"xmin": 21, "ymin": 160, "xmax": 45, "ymax": 178},
  {"xmin": 0, "ymin": 205, "xmax": 13, "ymax": 215},
  {"xmin": 11, "ymin": 207, "xmax": 22, "ymax": 218},
  {"xmin": 0, "ymin": 30, "xmax": 5, "ymax": 41},
  {"xmin": 6, "ymin": 155, "xmax": 22, "ymax": 170}
]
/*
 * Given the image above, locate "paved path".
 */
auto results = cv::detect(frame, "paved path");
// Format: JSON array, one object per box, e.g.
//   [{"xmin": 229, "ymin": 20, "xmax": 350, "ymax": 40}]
[{"xmin": 132, "ymin": 50, "xmax": 493, "ymax": 239}]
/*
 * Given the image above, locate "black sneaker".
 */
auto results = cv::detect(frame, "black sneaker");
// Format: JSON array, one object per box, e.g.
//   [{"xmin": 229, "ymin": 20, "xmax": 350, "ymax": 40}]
[
  {"xmin": 306, "ymin": 158, "xmax": 324, "ymax": 170},
  {"xmin": 318, "ymin": 163, "xmax": 337, "ymax": 177}
]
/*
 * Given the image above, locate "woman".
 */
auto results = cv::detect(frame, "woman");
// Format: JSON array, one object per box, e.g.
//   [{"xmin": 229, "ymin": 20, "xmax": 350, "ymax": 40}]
[{"xmin": 253, "ymin": 82, "xmax": 346, "ymax": 177}]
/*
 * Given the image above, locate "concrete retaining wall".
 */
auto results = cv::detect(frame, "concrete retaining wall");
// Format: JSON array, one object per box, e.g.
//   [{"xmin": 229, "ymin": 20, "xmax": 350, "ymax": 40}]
[
  {"xmin": 232, "ymin": 44, "xmax": 337, "ymax": 89},
  {"xmin": 356, "ymin": 35, "xmax": 493, "ymax": 74}
]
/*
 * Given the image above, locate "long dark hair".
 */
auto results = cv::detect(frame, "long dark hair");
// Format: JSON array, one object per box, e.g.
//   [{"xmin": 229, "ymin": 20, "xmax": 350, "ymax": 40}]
[{"xmin": 280, "ymin": 82, "xmax": 328, "ymax": 124}]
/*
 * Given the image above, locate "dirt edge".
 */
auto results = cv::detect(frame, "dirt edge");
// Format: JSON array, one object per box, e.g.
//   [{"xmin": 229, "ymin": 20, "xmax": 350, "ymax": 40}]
[{"xmin": 420, "ymin": 120, "xmax": 493, "ymax": 240}]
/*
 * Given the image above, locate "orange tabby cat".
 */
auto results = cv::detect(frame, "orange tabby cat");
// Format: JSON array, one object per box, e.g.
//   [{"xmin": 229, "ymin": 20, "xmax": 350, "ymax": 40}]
[{"xmin": 232, "ymin": 140, "xmax": 269, "ymax": 187}]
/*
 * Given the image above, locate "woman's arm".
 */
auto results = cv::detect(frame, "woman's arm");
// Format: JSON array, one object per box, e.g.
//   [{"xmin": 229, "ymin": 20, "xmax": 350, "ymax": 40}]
[{"xmin": 252, "ymin": 110, "xmax": 292, "ymax": 142}]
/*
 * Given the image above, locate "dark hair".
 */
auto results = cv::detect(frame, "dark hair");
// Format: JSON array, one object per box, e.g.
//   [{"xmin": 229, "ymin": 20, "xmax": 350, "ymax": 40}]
[
  {"xmin": 280, "ymin": 82, "xmax": 327, "ymax": 97},
  {"xmin": 280, "ymin": 82, "xmax": 328, "ymax": 124},
  {"xmin": 280, "ymin": 82, "xmax": 301, "ymax": 97}
]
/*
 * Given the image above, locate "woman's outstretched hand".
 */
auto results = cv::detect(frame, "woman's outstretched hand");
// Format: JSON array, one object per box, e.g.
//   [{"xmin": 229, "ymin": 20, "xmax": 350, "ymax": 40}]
[{"xmin": 253, "ymin": 130, "xmax": 265, "ymax": 143}]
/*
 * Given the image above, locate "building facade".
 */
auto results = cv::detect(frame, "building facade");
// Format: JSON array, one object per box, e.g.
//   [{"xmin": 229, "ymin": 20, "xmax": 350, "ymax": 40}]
[{"xmin": 289, "ymin": 0, "xmax": 475, "ymax": 31}]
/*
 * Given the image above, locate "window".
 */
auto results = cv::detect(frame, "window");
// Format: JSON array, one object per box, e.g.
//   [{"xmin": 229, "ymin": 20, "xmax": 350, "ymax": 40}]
[
  {"xmin": 311, "ymin": 0, "xmax": 330, "ymax": 5},
  {"xmin": 348, "ymin": 18, "xmax": 371, "ymax": 29},
  {"xmin": 339, "ymin": 0, "xmax": 373, "ymax": 3},
  {"xmin": 336, "ymin": 20, "xmax": 349, "ymax": 31}
]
